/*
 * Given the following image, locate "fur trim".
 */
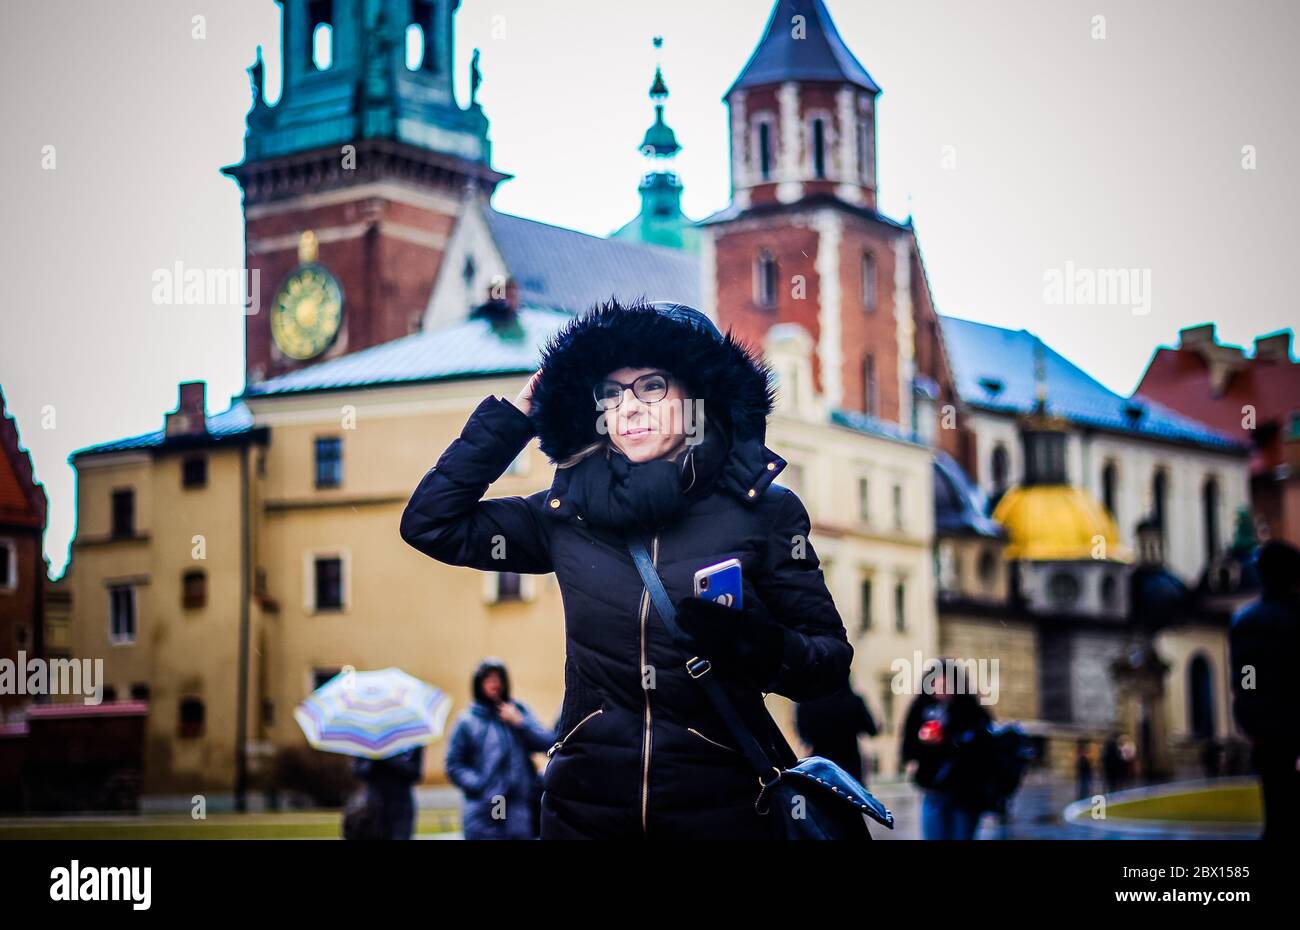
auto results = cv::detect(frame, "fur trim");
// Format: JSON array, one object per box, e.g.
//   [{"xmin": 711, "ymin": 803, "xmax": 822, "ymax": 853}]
[{"xmin": 529, "ymin": 298, "xmax": 778, "ymax": 464}]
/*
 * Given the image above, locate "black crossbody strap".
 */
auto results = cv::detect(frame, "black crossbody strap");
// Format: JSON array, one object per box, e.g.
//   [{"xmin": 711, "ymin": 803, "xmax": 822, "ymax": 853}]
[{"xmin": 626, "ymin": 535, "xmax": 781, "ymax": 785}]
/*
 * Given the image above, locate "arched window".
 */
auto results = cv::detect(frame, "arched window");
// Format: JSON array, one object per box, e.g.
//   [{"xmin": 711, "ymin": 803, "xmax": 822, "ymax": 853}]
[
  {"xmin": 1152, "ymin": 468, "xmax": 1168, "ymax": 532},
  {"xmin": 1188, "ymin": 654, "xmax": 1215, "ymax": 740},
  {"xmin": 811, "ymin": 117, "xmax": 827, "ymax": 178},
  {"xmin": 309, "ymin": 0, "xmax": 335, "ymax": 71},
  {"xmin": 863, "ymin": 354, "xmax": 877, "ymax": 416},
  {"xmin": 1202, "ymin": 477, "xmax": 1221, "ymax": 563},
  {"xmin": 405, "ymin": 24, "xmax": 425, "ymax": 71},
  {"xmin": 754, "ymin": 250, "xmax": 778, "ymax": 309},
  {"xmin": 753, "ymin": 116, "xmax": 775, "ymax": 181},
  {"xmin": 862, "ymin": 252, "xmax": 878, "ymax": 311},
  {"xmin": 991, "ymin": 444, "xmax": 1010, "ymax": 497},
  {"xmin": 1101, "ymin": 460, "xmax": 1119, "ymax": 522}
]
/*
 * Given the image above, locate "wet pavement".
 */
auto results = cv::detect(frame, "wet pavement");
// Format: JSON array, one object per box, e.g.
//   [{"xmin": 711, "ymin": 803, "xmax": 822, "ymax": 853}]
[{"xmin": 867, "ymin": 772, "xmax": 1261, "ymax": 840}]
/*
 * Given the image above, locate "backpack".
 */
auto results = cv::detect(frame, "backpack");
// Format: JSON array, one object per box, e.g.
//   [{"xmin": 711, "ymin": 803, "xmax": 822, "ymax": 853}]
[{"xmin": 987, "ymin": 723, "xmax": 1034, "ymax": 802}]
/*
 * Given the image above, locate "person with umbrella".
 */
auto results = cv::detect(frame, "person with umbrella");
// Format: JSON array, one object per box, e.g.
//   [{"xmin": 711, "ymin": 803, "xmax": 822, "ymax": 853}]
[
  {"xmin": 445, "ymin": 658, "xmax": 555, "ymax": 840},
  {"xmin": 294, "ymin": 667, "xmax": 452, "ymax": 840}
]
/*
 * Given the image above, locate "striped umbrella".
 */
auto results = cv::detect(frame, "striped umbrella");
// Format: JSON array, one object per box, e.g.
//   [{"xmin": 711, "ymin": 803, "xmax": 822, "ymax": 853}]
[{"xmin": 294, "ymin": 667, "xmax": 453, "ymax": 760}]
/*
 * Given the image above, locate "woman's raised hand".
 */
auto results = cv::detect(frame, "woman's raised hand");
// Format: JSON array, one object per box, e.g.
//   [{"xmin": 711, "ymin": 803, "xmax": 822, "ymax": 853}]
[{"xmin": 510, "ymin": 368, "xmax": 543, "ymax": 417}]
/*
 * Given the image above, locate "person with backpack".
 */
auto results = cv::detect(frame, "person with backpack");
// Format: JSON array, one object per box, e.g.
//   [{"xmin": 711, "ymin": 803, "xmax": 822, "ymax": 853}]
[{"xmin": 901, "ymin": 674, "xmax": 1029, "ymax": 840}]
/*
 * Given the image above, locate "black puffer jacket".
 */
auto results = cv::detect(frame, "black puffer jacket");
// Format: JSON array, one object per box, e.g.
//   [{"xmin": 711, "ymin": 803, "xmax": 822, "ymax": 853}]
[{"xmin": 400, "ymin": 300, "xmax": 853, "ymax": 839}]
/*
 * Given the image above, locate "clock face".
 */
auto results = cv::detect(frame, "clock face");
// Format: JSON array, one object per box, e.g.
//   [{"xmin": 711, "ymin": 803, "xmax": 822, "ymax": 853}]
[{"xmin": 270, "ymin": 264, "xmax": 343, "ymax": 361}]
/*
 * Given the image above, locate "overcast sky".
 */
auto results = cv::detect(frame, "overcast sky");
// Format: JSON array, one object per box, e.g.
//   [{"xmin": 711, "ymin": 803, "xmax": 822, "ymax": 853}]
[{"xmin": 2, "ymin": 0, "xmax": 1297, "ymax": 576}]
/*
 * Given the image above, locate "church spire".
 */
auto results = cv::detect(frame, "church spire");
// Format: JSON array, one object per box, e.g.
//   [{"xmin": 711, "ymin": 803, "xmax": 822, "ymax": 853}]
[{"xmin": 611, "ymin": 36, "xmax": 698, "ymax": 253}]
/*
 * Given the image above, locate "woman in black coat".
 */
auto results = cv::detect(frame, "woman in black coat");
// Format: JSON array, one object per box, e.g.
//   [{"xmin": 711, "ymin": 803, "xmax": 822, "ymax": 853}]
[{"xmin": 400, "ymin": 299, "xmax": 853, "ymax": 839}]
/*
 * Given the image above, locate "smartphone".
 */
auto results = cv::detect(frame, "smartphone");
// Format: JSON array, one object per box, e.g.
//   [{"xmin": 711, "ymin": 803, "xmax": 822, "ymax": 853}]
[{"xmin": 693, "ymin": 558, "xmax": 743, "ymax": 611}]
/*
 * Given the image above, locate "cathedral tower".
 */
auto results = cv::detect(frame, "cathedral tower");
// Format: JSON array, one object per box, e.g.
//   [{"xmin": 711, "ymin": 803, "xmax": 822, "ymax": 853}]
[{"xmin": 223, "ymin": 0, "xmax": 510, "ymax": 383}]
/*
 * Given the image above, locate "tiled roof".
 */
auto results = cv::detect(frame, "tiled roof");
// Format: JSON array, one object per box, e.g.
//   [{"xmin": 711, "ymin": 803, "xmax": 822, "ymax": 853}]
[
  {"xmin": 485, "ymin": 210, "xmax": 700, "ymax": 314},
  {"xmin": 69, "ymin": 403, "xmax": 255, "ymax": 460},
  {"xmin": 940, "ymin": 316, "xmax": 1247, "ymax": 453},
  {"xmin": 245, "ymin": 306, "xmax": 570, "ymax": 397},
  {"xmin": 726, "ymin": 0, "xmax": 881, "ymax": 97}
]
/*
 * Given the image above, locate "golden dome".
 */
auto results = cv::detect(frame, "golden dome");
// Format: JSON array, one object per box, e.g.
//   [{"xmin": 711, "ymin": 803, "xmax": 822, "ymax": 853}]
[{"xmin": 992, "ymin": 485, "xmax": 1131, "ymax": 562}]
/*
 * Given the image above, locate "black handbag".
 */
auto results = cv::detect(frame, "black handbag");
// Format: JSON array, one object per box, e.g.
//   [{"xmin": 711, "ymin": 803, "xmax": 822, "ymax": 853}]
[{"xmin": 626, "ymin": 536, "xmax": 895, "ymax": 840}]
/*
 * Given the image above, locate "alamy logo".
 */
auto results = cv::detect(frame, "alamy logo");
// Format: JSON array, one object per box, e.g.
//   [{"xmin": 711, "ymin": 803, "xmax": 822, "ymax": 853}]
[
  {"xmin": 49, "ymin": 860, "xmax": 151, "ymax": 910},
  {"xmin": 0, "ymin": 652, "xmax": 103, "ymax": 704}
]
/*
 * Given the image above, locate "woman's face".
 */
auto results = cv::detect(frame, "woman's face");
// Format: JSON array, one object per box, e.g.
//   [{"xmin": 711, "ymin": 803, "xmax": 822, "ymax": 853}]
[{"xmin": 600, "ymin": 366, "xmax": 690, "ymax": 464}]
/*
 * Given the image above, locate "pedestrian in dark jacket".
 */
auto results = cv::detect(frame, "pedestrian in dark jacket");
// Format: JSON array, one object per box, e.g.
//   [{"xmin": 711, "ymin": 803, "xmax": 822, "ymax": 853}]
[
  {"xmin": 351, "ymin": 746, "xmax": 424, "ymax": 840},
  {"xmin": 795, "ymin": 683, "xmax": 877, "ymax": 785},
  {"xmin": 901, "ymin": 683, "xmax": 994, "ymax": 840},
  {"xmin": 445, "ymin": 659, "xmax": 555, "ymax": 840},
  {"xmin": 401, "ymin": 299, "xmax": 853, "ymax": 839},
  {"xmin": 1229, "ymin": 540, "xmax": 1300, "ymax": 840}
]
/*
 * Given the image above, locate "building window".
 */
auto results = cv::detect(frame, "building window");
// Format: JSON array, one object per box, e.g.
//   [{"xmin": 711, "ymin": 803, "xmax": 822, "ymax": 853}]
[
  {"xmin": 862, "ymin": 253, "xmax": 878, "ymax": 311},
  {"xmin": 859, "ymin": 577, "xmax": 873, "ymax": 632},
  {"xmin": 1101, "ymin": 461, "xmax": 1118, "ymax": 522},
  {"xmin": 1100, "ymin": 573, "xmax": 1118, "ymax": 609},
  {"xmin": 1047, "ymin": 571, "xmax": 1081, "ymax": 609},
  {"xmin": 0, "ymin": 538, "xmax": 14, "ymax": 590},
  {"xmin": 496, "ymin": 572, "xmax": 523, "ymax": 602},
  {"xmin": 111, "ymin": 489, "xmax": 135, "ymax": 538},
  {"xmin": 879, "ymin": 675, "xmax": 894, "ymax": 734},
  {"xmin": 892, "ymin": 484, "xmax": 904, "ymax": 530},
  {"xmin": 109, "ymin": 585, "xmax": 136, "ymax": 645},
  {"xmin": 313, "ymin": 668, "xmax": 342, "ymax": 690},
  {"xmin": 315, "ymin": 437, "xmax": 343, "ymax": 488},
  {"xmin": 857, "ymin": 477, "xmax": 870, "ymax": 523},
  {"xmin": 130, "ymin": 683, "xmax": 151, "ymax": 702},
  {"xmin": 991, "ymin": 445, "xmax": 1010, "ymax": 499},
  {"xmin": 1188, "ymin": 654, "xmax": 1215, "ymax": 740},
  {"xmin": 894, "ymin": 580, "xmax": 907, "ymax": 632},
  {"xmin": 756, "ymin": 118, "xmax": 774, "ymax": 180},
  {"xmin": 182, "ymin": 455, "xmax": 207, "ymax": 489},
  {"xmin": 309, "ymin": 0, "xmax": 334, "ymax": 71},
  {"xmin": 178, "ymin": 698, "xmax": 206, "ymax": 739},
  {"xmin": 978, "ymin": 548, "xmax": 998, "ymax": 590},
  {"xmin": 755, "ymin": 249, "xmax": 778, "ymax": 309},
  {"xmin": 811, "ymin": 117, "xmax": 827, "ymax": 178},
  {"xmin": 1202, "ymin": 477, "xmax": 1221, "ymax": 563},
  {"xmin": 182, "ymin": 570, "xmax": 207, "ymax": 610},
  {"xmin": 314, "ymin": 556, "xmax": 344, "ymax": 611},
  {"xmin": 863, "ymin": 354, "xmax": 878, "ymax": 416},
  {"xmin": 857, "ymin": 115, "xmax": 868, "ymax": 180}
]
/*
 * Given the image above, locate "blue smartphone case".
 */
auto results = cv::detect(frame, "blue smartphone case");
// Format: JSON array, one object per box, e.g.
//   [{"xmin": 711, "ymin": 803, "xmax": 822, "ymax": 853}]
[{"xmin": 693, "ymin": 558, "xmax": 744, "ymax": 610}]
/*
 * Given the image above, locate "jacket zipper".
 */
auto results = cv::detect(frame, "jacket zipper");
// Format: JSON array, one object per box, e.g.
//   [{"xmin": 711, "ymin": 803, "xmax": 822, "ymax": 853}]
[
  {"xmin": 687, "ymin": 727, "xmax": 738, "ymax": 753},
  {"xmin": 639, "ymin": 532, "xmax": 659, "ymax": 834},
  {"xmin": 546, "ymin": 707, "xmax": 604, "ymax": 759}
]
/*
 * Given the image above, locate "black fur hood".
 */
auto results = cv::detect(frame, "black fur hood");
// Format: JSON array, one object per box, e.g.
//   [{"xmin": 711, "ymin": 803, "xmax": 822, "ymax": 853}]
[{"xmin": 529, "ymin": 299, "xmax": 779, "ymax": 467}]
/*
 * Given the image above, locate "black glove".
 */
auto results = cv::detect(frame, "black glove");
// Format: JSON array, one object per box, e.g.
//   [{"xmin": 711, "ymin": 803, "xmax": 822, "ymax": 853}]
[{"xmin": 673, "ymin": 595, "xmax": 785, "ymax": 689}]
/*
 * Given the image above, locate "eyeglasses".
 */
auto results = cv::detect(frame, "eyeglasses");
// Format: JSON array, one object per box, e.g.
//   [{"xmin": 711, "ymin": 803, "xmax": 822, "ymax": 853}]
[{"xmin": 593, "ymin": 372, "xmax": 671, "ymax": 410}]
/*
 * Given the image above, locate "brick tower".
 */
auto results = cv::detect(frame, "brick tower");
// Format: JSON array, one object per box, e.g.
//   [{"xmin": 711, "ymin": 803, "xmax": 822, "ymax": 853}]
[{"xmin": 703, "ymin": 0, "xmax": 968, "ymax": 466}]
